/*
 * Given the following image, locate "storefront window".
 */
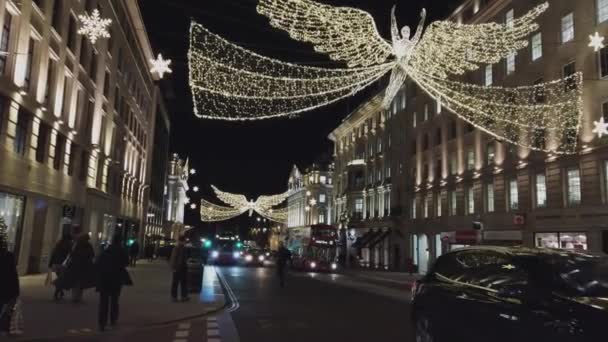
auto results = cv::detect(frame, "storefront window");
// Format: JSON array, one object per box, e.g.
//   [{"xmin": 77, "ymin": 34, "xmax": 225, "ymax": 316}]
[
  {"xmin": 535, "ymin": 232, "xmax": 587, "ymax": 250},
  {"xmin": 0, "ymin": 192, "xmax": 25, "ymax": 259}
]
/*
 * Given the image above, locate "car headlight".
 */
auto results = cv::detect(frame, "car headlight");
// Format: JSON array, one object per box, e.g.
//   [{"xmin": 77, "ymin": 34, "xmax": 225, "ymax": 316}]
[
  {"xmin": 211, "ymin": 251, "xmax": 219, "ymax": 258},
  {"xmin": 331, "ymin": 263, "xmax": 338, "ymax": 270},
  {"xmin": 310, "ymin": 262, "xmax": 317, "ymax": 269},
  {"xmin": 245, "ymin": 255, "xmax": 253, "ymax": 262},
  {"xmin": 233, "ymin": 251, "xmax": 240, "ymax": 259},
  {"xmin": 258, "ymin": 255, "xmax": 265, "ymax": 262},
  {"xmin": 265, "ymin": 252, "xmax": 270, "ymax": 257}
]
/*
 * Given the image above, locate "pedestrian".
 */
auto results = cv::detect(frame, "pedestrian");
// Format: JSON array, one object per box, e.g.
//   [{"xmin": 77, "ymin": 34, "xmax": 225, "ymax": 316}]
[
  {"xmin": 64, "ymin": 232, "xmax": 96, "ymax": 303},
  {"xmin": 0, "ymin": 219, "xmax": 22, "ymax": 336},
  {"xmin": 276, "ymin": 243, "xmax": 292, "ymax": 288},
  {"xmin": 129, "ymin": 240, "xmax": 139, "ymax": 267},
  {"xmin": 169, "ymin": 236, "xmax": 189, "ymax": 302},
  {"xmin": 96, "ymin": 234, "xmax": 131, "ymax": 332},
  {"xmin": 145, "ymin": 242, "xmax": 154, "ymax": 262},
  {"xmin": 48, "ymin": 233, "xmax": 73, "ymax": 301}
]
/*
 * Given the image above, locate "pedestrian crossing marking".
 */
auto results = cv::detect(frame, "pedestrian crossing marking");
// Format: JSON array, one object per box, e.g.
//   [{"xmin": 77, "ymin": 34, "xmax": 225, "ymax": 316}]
[
  {"xmin": 207, "ymin": 328, "xmax": 220, "ymax": 336},
  {"xmin": 207, "ymin": 322, "xmax": 219, "ymax": 328},
  {"xmin": 178, "ymin": 323, "xmax": 191, "ymax": 329},
  {"xmin": 207, "ymin": 317, "xmax": 218, "ymax": 322}
]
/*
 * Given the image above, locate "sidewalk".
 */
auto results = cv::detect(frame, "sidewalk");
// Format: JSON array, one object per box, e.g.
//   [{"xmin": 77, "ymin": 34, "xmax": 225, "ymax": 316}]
[{"xmin": 16, "ymin": 261, "xmax": 226, "ymax": 341}]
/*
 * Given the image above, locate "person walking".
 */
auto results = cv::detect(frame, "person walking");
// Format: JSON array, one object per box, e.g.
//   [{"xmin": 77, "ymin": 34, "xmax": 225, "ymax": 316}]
[
  {"xmin": 129, "ymin": 240, "xmax": 140, "ymax": 267},
  {"xmin": 145, "ymin": 242, "xmax": 155, "ymax": 262},
  {"xmin": 65, "ymin": 233, "xmax": 95, "ymax": 303},
  {"xmin": 96, "ymin": 234, "xmax": 131, "ymax": 332},
  {"xmin": 0, "ymin": 220, "xmax": 21, "ymax": 336},
  {"xmin": 169, "ymin": 236, "xmax": 189, "ymax": 302},
  {"xmin": 276, "ymin": 243, "xmax": 292, "ymax": 288},
  {"xmin": 48, "ymin": 233, "xmax": 72, "ymax": 300}
]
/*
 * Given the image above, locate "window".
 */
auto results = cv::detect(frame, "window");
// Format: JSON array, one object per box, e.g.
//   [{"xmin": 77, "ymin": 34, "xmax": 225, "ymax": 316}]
[
  {"xmin": 531, "ymin": 33, "xmax": 542, "ymax": 61},
  {"xmin": 566, "ymin": 167, "xmax": 581, "ymax": 206},
  {"xmin": 450, "ymin": 191, "xmax": 457, "ymax": 216},
  {"xmin": 505, "ymin": 9, "xmax": 514, "ymax": 27},
  {"xmin": 532, "ymin": 128, "xmax": 546, "ymax": 150},
  {"xmin": 436, "ymin": 193, "xmax": 442, "ymax": 217},
  {"xmin": 424, "ymin": 104, "xmax": 429, "ymax": 121},
  {"xmin": 599, "ymin": 0, "xmax": 608, "ymax": 23},
  {"xmin": 535, "ymin": 232, "xmax": 587, "ymax": 250},
  {"xmin": 412, "ymin": 112, "xmax": 417, "ymax": 128},
  {"xmin": 506, "ymin": 53, "xmax": 516, "ymax": 74},
  {"xmin": 354, "ymin": 198, "xmax": 363, "ymax": 214},
  {"xmin": 536, "ymin": 173, "xmax": 547, "ymax": 208},
  {"xmin": 466, "ymin": 187, "xmax": 474, "ymax": 215},
  {"xmin": 36, "ymin": 123, "xmax": 50, "ymax": 163},
  {"xmin": 318, "ymin": 213, "xmax": 325, "ymax": 224},
  {"xmin": 600, "ymin": 47, "xmax": 608, "ymax": 79},
  {"xmin": 14, "ymin": 109, "xmax": 31, "ymax": 156},
  {"xmin": 103, "ymin": 70, "xmax": 111, "ymax": 98},
  {"xmin": 424, "ymin": 197, "xmax": 430, "ymax": 218},
  {"xmin": 486, "ymin": 143, "xmax": 495, "ymax": 165},
  {"xmin": 320, "ymin": 175, "xmax": 327, "ymax": 184},
  {"xmin": 534, "ymin": 78, "xmax": 546, "ymax": 103},
  {"xmin": 466, "ymin": 148, "xmax": 475, "ymax": 171},
  {"xmin": 0, "ymin": 12, "xmax": 12, "ymax": 75},
  {"xmin": 319, "ymin": 194, "xmax": 326, "ymax": 203},
  {"xmin": 436, "ymin": 98, "xmax": 442, "ymax": 114},
  {"xmin": 450, "ymin": 154, "xmax": 458, "ymax": 175},
  {"xmin": 67, "ymin": 14, "xmax": 78, "ymax": 52},
  {"xmin": 486, "ymin": 183, "xmax": 495, "ymax": 213},
  {"xmin": 563, "ymin": 62, "xmax": 577, "ymax": 92},
  {"xmin": 45, "ymin": 58, "xmax": 56, "ymax": 103},
  {"xmin": 54, "ymin": 134, "xmax": 66, "ymax": 170},
  {"xmin": 51, "ymin": 0, "xmax": 62, "ymax": 31},
  {"xmin": 561, "ymin": 13, "xmax": 574, "ymax": 43},
  {"xmin": 23, "ymin": 38, "xmax": 36, "ymax": 91},
  {"xmin": 68, "ymin": 143, "xmax": 77, "ymax": 176},
  {"xmin": 484, "ymin": 65, "xmax": 493, "ymax": 86},
  {"xmin": 508, "ymin": 179, "xmax": 519, "ymax": 211},
  {"xmin": 411, "ymin": 199, "xmax": 417, "ymax": 219}
]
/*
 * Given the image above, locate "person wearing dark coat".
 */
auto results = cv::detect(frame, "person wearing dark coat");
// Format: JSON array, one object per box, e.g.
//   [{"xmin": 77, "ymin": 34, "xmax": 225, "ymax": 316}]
[
  {"xmin": 48, "ymin": 234, "xmax": 73, "ymax": 300},
  {"xmin": 129, "ymin": 240, "xmax": 140, "ymax": 267},
  {"xmin": 276, "ymin": 243, "xmax": 292, "ymax": 288},
  {"xmin": 169, "ymin": 236, "xmax": 189, "ymax": 302},
  {"xmin": 0, "ymin": 228, "xmax": 20, "ymax": 335},
  {"xmin": 96, "ymin": 234, "xmax": 130, "ymax": 331},
  {"xmin": 65, "ymin": 233, "xmax": 95, "ymax": 303}
]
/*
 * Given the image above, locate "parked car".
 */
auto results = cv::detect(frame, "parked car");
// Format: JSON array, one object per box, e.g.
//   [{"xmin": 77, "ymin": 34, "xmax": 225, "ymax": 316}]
[{"xmin": 411, "ymin": 246, "xmax": 608, "ymax": 342}]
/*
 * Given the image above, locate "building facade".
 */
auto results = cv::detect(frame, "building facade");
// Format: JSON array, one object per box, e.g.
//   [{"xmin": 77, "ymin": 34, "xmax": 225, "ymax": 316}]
[
  {"xmin": 331, "ymin": 0, "xmax": 608, "ymax": 273},
  {"xmin": 286, "ymin": 163, "xmax": 334, "ymax": 249},
  {"xmin": 329, "ymin": 93, "xmax": 411, "ymax": 270},
  {"xmin": 164, "ymin": 154, "xmax": 189, "ymax": 240},
  {"xmin": 0, "ymin": 0, "xmax": 163, "ymax": 274}
]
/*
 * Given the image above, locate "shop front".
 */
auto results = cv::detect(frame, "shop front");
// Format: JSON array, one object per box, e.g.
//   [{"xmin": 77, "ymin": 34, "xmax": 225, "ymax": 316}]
[
  {"xmin": 0, "ymin": 191, "xmax": 25, "ymax": 261},
  {"xmin": 534, "ymin": 232, "xmax": 588, "ymax": 250}
]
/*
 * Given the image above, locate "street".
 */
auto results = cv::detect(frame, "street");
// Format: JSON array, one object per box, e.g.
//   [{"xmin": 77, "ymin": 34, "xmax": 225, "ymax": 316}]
[{"xmin": 15, "ymin": 265, "xmax": 414, "ymax": 342}]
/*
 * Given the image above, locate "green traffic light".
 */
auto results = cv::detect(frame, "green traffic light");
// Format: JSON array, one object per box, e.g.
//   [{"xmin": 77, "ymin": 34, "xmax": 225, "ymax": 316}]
[
  {"xmin": 204, "ymin": 240, "xmax": 212, "ymax": 248},
  {"xmin": 236, "ymin": 242, "xmax": 243, "ymax": 248},
  {"xmin": 127, "ymin": 239, "xmax": 135, "ymax": 246}
]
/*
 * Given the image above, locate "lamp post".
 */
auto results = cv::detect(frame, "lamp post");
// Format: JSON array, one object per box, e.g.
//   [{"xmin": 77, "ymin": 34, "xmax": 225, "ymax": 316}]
[{"xmin": 339, "ymin": 210, "xmax": 351, "ymax": 268}]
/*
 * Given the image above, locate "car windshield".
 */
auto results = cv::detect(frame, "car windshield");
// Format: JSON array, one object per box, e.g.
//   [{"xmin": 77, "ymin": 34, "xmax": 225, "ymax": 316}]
[{"xmin": 547, "ymin": 254, "xmax": 608, "ymax": 297}]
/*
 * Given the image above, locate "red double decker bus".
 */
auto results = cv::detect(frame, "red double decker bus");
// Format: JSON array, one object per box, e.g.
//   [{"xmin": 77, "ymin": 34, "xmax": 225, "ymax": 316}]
[{"xmin": 288, "ymin": 224, "xmax": 339, "ymax": 272}]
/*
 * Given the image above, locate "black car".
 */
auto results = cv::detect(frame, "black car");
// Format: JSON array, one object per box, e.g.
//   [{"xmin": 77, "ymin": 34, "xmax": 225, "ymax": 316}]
[{"xmin": 411, "ymin": 246, "xmax": 608, "ymax": 342}]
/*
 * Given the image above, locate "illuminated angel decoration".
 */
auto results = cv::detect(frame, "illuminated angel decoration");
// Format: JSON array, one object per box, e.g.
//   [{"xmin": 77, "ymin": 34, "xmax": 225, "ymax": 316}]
[
  {"xmin": 199, "ymin": 186, "xmax": 288, "ymax": 223},
  {"xmin": 189, "ymin": 0, "xmax": 582, "ymax": 154}
]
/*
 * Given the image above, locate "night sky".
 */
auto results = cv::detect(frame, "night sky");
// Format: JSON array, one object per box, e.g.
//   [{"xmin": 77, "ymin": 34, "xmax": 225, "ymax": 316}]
[{"xmin": 138, "ymin": 0, "xmax": 460, "ymax": 229}]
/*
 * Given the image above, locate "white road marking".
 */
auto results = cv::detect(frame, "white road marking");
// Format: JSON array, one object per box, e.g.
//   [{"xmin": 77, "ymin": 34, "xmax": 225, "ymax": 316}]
[
  {"xmin": 175, "ymin": 330, "xmax": 190, "ymax": 338},
  {"xmin": 207, "ymin": 317, "xmax": 218, "ymax": 322},
  {"xmin": 207, "ymin": 328, "xmax": 220, "ymax": 337},
  {"xmin": 207, "ymin": 322, "xmax": 219, "ymax": 328}
]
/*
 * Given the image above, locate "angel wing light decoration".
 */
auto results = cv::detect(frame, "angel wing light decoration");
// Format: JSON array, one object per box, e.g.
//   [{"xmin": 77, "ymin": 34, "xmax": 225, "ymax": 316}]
[
  {"xmin": 189, "ymin": 0, "xmax": 583, "ymax": 154},
  {"xmin": 200, "ymin": 186, "xmax": 289, "ymax": 223}
]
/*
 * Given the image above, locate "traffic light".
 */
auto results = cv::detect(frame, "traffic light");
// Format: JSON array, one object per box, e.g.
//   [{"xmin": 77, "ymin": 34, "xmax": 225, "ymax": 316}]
[
  {"xmin": 127, "ymin": 239, "xmax": 135, "ymax": 246},
  {"xmin": 204, "ymin": 240, "xmax": 212, "ymax": 248},
  {"xmin": 236, "ymin": 242, "xmax": 243, "ymax": 248}
]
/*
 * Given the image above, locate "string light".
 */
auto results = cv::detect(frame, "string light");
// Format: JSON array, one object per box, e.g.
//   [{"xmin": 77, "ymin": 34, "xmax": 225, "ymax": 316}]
[
  {"xmin": 150, "ymin": 54, "xmax": 173, "ymax": 79},
  {"xmin": 200, "ymin": 199, "xmax": 243, "ymax": 222},
  {"xmin": 592, "ymin": 117, "xmax": 608, "ymax": 138},
  {"xmin": 189, "ymin": 0, "xmax": 581, "ymax": 154},
  {"xmin": 199, "ymin": 186, "xmax": 288, "ymax": 223},
  {"xmin": 78, "ymin": 9, "xmax": 112, "ymax": 44},
  {"xmin": 589, "ymin": 32, "xmax": 605, "ymax": 52}
]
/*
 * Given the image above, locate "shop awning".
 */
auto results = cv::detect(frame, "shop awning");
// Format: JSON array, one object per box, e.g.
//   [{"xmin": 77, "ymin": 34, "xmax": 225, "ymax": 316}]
[
  {"xmin": 352, "ymin": 230, "xmax": 378, "ymax": 249},
  {"xmin": 368, "ymin": 230, "xmax": 391, "ymax": 248}
]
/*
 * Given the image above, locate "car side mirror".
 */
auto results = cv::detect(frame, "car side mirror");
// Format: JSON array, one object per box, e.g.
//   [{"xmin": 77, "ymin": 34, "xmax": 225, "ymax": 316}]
[{"xmin": 496, "ymin": 284, "xmax": 530, "ymax": 301}]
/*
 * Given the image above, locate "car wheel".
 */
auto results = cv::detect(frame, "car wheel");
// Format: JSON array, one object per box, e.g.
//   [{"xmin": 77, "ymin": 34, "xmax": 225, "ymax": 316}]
[{"xmin": 415, "ymin": 316, "xmax": 435, "ymax": 342}]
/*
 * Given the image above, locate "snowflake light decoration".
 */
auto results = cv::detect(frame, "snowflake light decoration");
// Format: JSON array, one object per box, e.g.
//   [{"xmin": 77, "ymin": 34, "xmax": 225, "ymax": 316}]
[
  {"xmin": 150, "ymin": 54, "xmax": 173, "ymax": 79},
  {"xmin": 592, "ymin": 117, "xmax": 608, "ymax": 138},
  {"xmin": 589, "ymin": 32, "xmax": 606, "ymax": 52},
  {"xmin": 78, "ymin": 9, "xmax": 112, "ymax": 44}
]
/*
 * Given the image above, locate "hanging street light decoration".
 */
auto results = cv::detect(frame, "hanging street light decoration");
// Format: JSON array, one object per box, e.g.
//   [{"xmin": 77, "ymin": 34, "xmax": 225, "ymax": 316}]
[
  {"xmin": 150, "ymin": 54, "xmax": 173, "ymax": 79},
  {"xmin": 193, "ymin": 186, "xmax": 200, "ymax": 192},
  {"xmin": 199, "ymin": 186, "xmax": 288, "ymax": 223},
  {"xmin": 78, "ymin": 9, "xmax": 112, "ymax": 44},
  {"xmin": 188, "ymin": 0, "xmax": 583, "ymax": 155},
  {"xmin": 589, "ymin": 32, "xmax": 606, "ymax": 52}
]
